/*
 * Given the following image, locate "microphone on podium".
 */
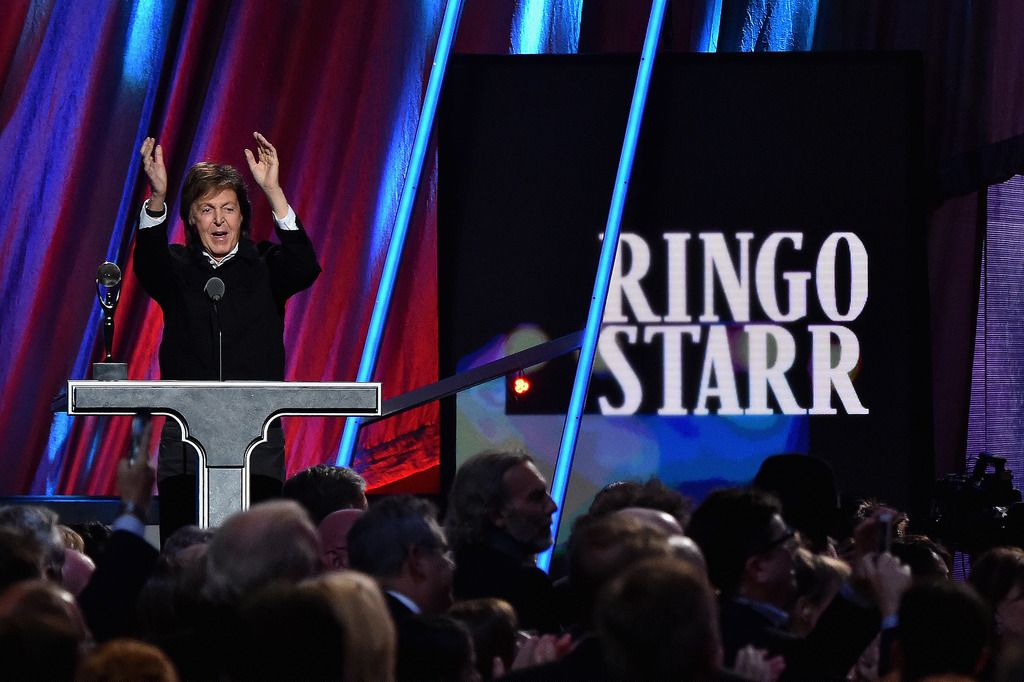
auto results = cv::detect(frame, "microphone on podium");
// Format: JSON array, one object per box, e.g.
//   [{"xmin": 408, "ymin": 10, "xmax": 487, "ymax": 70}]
[
  {"xmin": 205, "ymin": 276, "xmax": 225, "ymax": 380},
  {"xmin": 204, "ymin": 276, "xmax": 225, "ymax": 302}
]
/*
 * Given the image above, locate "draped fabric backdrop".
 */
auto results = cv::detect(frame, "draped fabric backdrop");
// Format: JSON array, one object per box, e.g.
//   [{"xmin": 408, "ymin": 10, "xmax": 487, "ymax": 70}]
[{"xmin": 2, "ymin": 0, "xmax": 1023, "ymax": 497}]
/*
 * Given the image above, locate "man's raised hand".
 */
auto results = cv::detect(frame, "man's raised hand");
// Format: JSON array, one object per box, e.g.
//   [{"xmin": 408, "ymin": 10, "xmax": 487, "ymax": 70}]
[
  {"xmin": 244, "ymin": 131, "xmax": 288, "ymax": 217},
  {"xmin": 139, "ymin": 137, "xmax": 167, "ymax": 209},
  {"xmin": 244, "ymin": 131, "xmax": 281, "ymax": 192}
]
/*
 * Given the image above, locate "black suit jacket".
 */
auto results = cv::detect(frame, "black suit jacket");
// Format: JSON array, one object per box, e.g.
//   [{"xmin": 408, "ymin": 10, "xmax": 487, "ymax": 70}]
[
  {"xmin": 133, "ymin": 210, "xmax": 320, "ymax": 381},
  {"xmin": 719, "ymin": 593, "xmax": 879, "ymax": 681},
  {"xmin": 77, "ymin": 529, "xmax": 159, "ymax": 642},
  {"xmin": 454, "ymin": 542, "xmax": 559, "ymax": 633}
]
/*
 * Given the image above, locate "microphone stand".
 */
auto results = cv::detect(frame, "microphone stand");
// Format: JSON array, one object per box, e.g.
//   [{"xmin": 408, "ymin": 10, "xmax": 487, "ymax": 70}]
[
  {"xmin": 205, "ymin": 276, "xmax": 226, "ymax": 382},
  {"xmin": 213, "ymin": 301, "xmax": 223, "ymax": 382}
]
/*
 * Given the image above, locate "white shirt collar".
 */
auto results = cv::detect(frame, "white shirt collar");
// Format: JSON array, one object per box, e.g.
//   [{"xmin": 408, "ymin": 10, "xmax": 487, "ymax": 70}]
[
  {"xmin": 386, "ymin": 590, "xmax": 421, "ymax": 614},
  {"xmin": 203, "ymin": 243, "xmax": 239, "ymax": 269}
]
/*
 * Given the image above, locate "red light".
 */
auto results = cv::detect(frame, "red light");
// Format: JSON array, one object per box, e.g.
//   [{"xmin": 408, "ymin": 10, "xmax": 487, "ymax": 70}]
[{"xmin": 513, "ymin": 376, "xmax": 531, "ymax": 395}]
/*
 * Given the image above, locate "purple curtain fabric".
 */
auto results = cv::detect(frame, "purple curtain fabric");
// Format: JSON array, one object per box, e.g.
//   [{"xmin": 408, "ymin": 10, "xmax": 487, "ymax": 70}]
[{"xmin": 1, "ymin": 1, "xmax": 454, "ymax": 495}]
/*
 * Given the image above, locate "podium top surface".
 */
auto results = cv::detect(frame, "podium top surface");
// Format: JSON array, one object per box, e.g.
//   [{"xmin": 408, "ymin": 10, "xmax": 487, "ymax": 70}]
[{"xmin": 67, "ymin": 380, "xmax": 382, "ymax": 418}]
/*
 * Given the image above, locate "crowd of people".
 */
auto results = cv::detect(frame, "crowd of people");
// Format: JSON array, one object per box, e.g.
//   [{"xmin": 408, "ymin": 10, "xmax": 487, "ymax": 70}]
[{"xmin": 4, "ymin": 448, "xmax": 1024, "ymax": 681}]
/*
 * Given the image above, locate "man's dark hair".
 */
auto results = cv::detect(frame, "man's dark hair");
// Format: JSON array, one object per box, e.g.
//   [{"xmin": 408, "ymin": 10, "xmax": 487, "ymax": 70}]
[
  {"xmin": 396, "ymin": 615, "xmax": 475, "ymax": 682},
  {"xmin": 897, "ymin": 579, "xmax": 991, "ymax": 681},
  {"xmin": 447, "ymin": 598, "xmax": 518, "ymax": 682},
  {"xmin": 597, "ymin": 558, "xmax": 721, "ymax": 681},
  {"xmin": 0, "ymin": 614, "xmax": 79, "ymax": 682},
  {"xmin": 685, "ymin": 487, "xmax": 782, "ymax": 595},
  {"xmin": 348, "ymin": 496, "xmax": 444, "ymax": 578},
  {"xmin": 445, "ymin": 450, "xmax": 534, "ymax": 550},
  {"xmin": 281, "ymin": 464, "xmax": 367, "ymax": 524},
  {"xmin": 233, "ymin": 584, "xmax": 347, "ymax": 682},
  {"xmin": 0, "ymin": 505, "xmax": 65, "ymax": 580},
  {"xmin": 753, "ymin": 453, "xmax": 840, "ymax": 552},
  {"xmin": 969, "ymin": 546, "xmax": 1024, "ymax": 608},
  {"xmin": 0, "ymin": 527, "xmax": 43, "ymax": 593},
  {"xmin": 587, "ymin": 477, "xmax": 692, "ymax": 527},
  {"xmin": 179, "ymin": 162, "xmax": 252, "ymax": 250},
  {"xmin": 891, "ymin": 535, "xmax": 951, "ymax": 580},
  {"xmin": 67, "ymin": 521, "xmax": 112, "ymax": 562}
]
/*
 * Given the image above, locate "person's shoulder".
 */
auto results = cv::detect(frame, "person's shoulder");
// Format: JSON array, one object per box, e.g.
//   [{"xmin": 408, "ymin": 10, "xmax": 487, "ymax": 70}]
[{"xmin": 168, "ymin": 243, "xmax": 192, "ymax": 261}]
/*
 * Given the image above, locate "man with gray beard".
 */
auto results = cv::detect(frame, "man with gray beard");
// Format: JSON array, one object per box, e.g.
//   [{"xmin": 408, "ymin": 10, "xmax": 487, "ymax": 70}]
[{"xmin": 445, "ymin": 450, "xmax": 559, "ymax": 633}]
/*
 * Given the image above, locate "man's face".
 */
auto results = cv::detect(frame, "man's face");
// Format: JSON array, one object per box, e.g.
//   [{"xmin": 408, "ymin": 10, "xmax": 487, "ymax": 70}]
[
  {"xmin": 495, "ymin": 461, "xmax": 557, "ymax": 553},
  {"xmin": 755, "ymin": 513, "xmax": 800, "ymax": 608},
  {"xmin": 420, "ymin": 521, "xmax": 455, "ymax": 616},
  {"xmin": 191, "ymin": 187, "xmax": 242, "ymax": 258}
]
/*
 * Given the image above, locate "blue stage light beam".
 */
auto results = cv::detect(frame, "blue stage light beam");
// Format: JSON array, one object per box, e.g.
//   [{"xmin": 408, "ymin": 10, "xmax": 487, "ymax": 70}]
[
  {"xmin": 538, "ymin": 0, "xmax": 668, "ymax": 572},
  {"xmin": 336, "ymin": 0, "xmax": 464, "ymax": 467}
]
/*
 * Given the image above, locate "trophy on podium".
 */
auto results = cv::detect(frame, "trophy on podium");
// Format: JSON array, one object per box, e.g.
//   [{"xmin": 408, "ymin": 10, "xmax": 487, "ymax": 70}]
[{"xmin": 93, "ymin": 261, "xmax": 127, "ymax": 380}]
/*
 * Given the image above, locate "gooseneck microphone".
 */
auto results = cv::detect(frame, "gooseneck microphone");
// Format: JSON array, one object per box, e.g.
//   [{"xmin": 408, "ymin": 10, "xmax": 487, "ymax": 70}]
[{"xmin": 205, "ymin": 277, "xmax": 225, "ymax": 381}]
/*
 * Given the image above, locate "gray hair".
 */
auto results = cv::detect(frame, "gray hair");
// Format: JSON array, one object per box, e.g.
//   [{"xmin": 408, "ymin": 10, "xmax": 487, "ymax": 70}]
[
  {"xmin": 204, "ymin": 500, "xmax": 320, "ymax": 603},
  {"xmin": 0, "ymin": 506, "xmax": 65, "ymax": 579},
  {"xmin": 347, "ymin": 496, "xmax": 444, "ymax": 578}
]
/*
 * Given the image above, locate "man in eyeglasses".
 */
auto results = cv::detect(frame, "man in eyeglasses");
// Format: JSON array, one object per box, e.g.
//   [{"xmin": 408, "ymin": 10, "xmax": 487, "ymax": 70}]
[{"xmin": 687, "ymin": 487, "xmax": 905, "ymax": 681}]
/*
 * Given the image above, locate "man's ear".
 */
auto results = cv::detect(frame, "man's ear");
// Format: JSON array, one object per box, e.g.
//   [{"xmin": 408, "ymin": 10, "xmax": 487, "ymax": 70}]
[
  {"xmin": 744, "ymin": 553, "xmax": 768, "ymax": 585},
  {"xmin": 489, "ymin": 507, "xmax": 507, "ymax": 529},
  {"xmin": 407, "ymin": 546, "xmax": 429, "ymax": 581}
]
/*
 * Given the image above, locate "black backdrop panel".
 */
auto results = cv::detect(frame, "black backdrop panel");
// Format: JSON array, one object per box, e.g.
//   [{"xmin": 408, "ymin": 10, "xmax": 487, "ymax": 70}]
[{"xmin": 439, "ymin": 53, "xmax": 927, "ymax": 518}]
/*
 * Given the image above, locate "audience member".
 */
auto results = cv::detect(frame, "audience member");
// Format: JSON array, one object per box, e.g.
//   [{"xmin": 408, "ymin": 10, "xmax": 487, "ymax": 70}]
[
  {"xmin": 67, "ymin": 521, "xmax": 113, "ymax": 562},
  {"xmin": 160, "ymin": 525, "xmax": 214, "ymax": 558},
  {"xmin": 610, "ymin": 507, "xmax": 707, "ymax": 570},
  {"xmin": 890, "ymin": 535, "xmax": 951, "ymax": 581},
  {"xmin": 0, "ymin": 505, "xmax": 65, "ymax": 581},
  {"xmin": 62, "ymin": 547, "xmax": 96, "ymax": 596},
  {"xmin": 752, "ymin": 453, "xmax": 841, "ymax": 553},
  {"xmin": 788, "ymin": 547, "xmax": 849, "ymax": 637},
  {"xmin": 348, "ymin": 495, "xmax": 455, "ymax": 681},
  {"xmin": 233, "ymin": 583, "xmax": 348, "ymax": 681},
  {"xmin": 301, "ymin": 571, "xmax": 396, "ymax": 682},
  {"xmin": 58, "ymin": 524, "xmax": 85, "ymax": 552},
  {"xmin": 396, "ymin": 615, "xmax": 479, "ymax": 682},
  {"xmin": 77, "ymin": 638, "xmax": 180, "ymax": 682},
  {"xmin": 597, "ymin": 557, "xmax": 724, "ymax": 681},
  {"xmin": 134, "ymin": 526, "xmax": 212, "ymax": 676},
  {"xmin": 892, "ymin": 579, "xmax": 992, "ymax": 681},
  {"xmin": 446, "ymin": 449, "xmax": 559, "ymax": 632},
  {"xmin": 0, "ymin": 526, "xmax": 43, "ymax": 592},
  {"xmin": 348, "ymin": 495, "xmax": 453, "ymax": 617},
  {"xmin": 281, "ymin": 463, "xmax": 368, "ymax": 524},
  {"xmin": 687, "ymin": 487, "xmax": 898, "ymax": 680},
  {"xmin": 0, "ymin": 578, "xmax": 93, "ymax": 648},
  {"xmin": 587, "ymin": 477, "xmax": 691, "ymax": 528},
  {"xmin": 504, "ymin": 513, "xmax": 674, "ymax": 680},
  {"xmin": 318, "ymin": 508, "xmax": 364, "ymax": 571},
  {"xmin": 0, "ymin": 613, "xmax": 81, "ymax": 682},
  {"xmin": 75, "ymin": 450, "xmax": 159, "ymax": 643},
  {"xmin": 204, "ymin": 499, "xmax": 320, "ymax": 605},
  {"xmin": 969, "ymin": 547, "xmax": 1024, "ymax": 643},
  {"xmin": 448, "ymin": 598, "xmax": 519, "ymax": 681}
]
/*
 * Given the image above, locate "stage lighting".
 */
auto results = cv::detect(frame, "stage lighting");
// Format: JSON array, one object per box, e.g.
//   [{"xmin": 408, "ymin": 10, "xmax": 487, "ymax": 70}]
[{"xmin": 513, "ymin": 375, "xmax": 532, "ymax": 395}]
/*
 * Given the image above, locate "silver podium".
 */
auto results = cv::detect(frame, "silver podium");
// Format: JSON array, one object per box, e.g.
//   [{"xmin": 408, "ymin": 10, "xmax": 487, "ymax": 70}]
[{"xmin": 67, "ymin": 380, "xmax": 381, "ymax": 527}]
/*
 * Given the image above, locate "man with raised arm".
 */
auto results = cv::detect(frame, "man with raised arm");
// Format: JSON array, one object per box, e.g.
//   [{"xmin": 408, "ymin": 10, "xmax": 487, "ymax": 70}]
[{"xmin": 134, "ymin": 133, "xmax": 321, "ymax": 543}]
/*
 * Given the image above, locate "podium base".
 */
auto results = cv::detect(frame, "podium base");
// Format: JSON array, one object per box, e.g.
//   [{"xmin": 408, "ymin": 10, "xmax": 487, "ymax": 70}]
[{"xmin": 92, "ymin": 363, "xmax": 127, "ymax": 381}]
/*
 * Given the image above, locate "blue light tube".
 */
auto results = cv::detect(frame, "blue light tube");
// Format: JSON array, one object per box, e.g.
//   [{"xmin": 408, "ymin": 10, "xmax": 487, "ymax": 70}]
[
  {"xmin": 538, "ymin": 0, "xmax": 668, "ymax": 572},
  {"xmin": 336, "ymin": 0, "xmax": 464, "ymax": 467}
]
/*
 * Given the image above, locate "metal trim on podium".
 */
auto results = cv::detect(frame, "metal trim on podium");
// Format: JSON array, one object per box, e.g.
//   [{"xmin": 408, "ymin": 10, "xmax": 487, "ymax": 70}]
[{"xmin": 67, "ymin": 380, "xmax": 381, "ymax": 528}]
